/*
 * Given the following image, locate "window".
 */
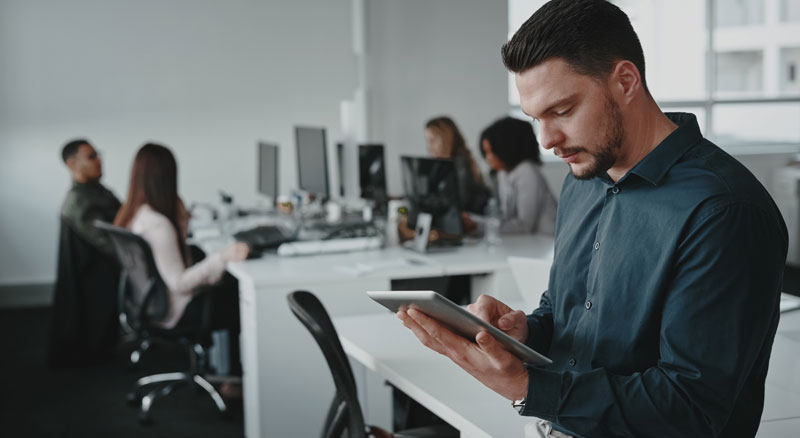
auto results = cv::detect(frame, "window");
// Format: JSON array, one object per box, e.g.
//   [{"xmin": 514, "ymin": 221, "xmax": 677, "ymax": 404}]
[{"xmin": 508, "ymin": 0, "xmax": 800, "ymax": 154}]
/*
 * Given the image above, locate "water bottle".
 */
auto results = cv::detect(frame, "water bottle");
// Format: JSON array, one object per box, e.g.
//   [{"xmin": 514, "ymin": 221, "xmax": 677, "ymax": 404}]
[{"xmin": 485, "ymin": 198, "xmax": 501, "ymax": 248}]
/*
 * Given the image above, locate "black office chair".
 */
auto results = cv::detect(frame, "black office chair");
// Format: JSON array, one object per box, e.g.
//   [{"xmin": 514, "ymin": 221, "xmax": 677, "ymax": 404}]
[
  {"xmin": 94, "ymin": 220, "xmax": 228, "ymax": 424},
  {"xmin": 47, "ymin": 219, "xmax": 120, "ymax": 368},
  {"xmin": 287, "ymin": 290, "xmax": 458, "ymax": 438}
]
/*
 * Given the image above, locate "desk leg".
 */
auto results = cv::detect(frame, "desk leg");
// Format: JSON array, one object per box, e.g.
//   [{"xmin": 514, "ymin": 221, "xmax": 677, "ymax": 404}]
[
  {"xmin": 351, "ymin": 359, "xmax": 393, "ymax": 431},
  {"xmin": 238, "ymin": 275, "xmax": 261, "ymax": 438}
]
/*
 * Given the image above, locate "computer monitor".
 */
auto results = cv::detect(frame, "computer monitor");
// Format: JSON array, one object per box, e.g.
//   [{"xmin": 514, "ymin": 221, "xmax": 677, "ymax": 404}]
[
  {"xmin": 336, "ymin": 142, "xmax": 346, "ymax": 197},
  {"xmin": 358, "ymin": 144, "xmax": 387, "ymax": 207},
  {"xmin": 400, "ymin": 156, "xmax": 463, "ymax": 238},
  {"xmin": 295, "ymin": 126, "xmax": 329, "ymax": 199},
  {"xmin": 257, "ymin": 142, "xmax": 279, "ymax": 202}
]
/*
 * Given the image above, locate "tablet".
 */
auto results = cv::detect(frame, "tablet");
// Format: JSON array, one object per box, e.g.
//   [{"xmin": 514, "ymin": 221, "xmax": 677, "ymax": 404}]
[{"xmin": 367, "ymin": 290, "xmax": 552, "ymax": 366}]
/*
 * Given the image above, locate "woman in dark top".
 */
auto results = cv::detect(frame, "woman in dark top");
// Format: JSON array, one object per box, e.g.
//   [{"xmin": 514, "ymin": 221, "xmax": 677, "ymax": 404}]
[{"xmin": 424, "ymin": 116, "xmax": 490, "ymax": 214}]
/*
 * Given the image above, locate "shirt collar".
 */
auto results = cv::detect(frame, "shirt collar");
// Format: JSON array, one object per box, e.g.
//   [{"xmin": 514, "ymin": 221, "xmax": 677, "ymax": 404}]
[
  {"xmin": 72, "ymin": 179, "xmax": 102, "ymax": 189},
  {"xmin": 626, "ymin": 112, "xmax": 703, "ymax": 186}
]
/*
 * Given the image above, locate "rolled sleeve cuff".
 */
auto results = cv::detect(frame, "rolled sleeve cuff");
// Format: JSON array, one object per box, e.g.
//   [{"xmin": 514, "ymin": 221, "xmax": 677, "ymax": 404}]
[{"xmin": 520, "ymin": 366, "xmax": 561, "ymax": 420}]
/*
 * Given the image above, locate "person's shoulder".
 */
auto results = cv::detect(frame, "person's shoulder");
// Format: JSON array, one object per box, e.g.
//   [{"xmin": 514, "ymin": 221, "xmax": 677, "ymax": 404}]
[
  {"xmin": 60, "ymin": 182, "xmax": 96, "ymax": 213},
  {"xmin": 664, "ymin": 140, "xmax": 784, "ymax": 234},
  {"xmin": 60, "ymin": 186, "xmax": 80, "ymax": 217},
  {"xmin": 131, "ymin": 204, "xmax": 174, "ymax": 233},
  {"xmin": 510, "ymin": 160, "xmax": 540, "ymax": 177},
  {"xmin": 96, "ymin": 181, "xmax": 116, "ymax": 196},
  {"xmin": 669, "ymin": 139, "xmax": 770, "ymax": 205}
]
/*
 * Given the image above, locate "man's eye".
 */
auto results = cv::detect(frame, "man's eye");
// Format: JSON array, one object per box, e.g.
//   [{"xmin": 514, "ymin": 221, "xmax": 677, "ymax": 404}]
[{"xmin": 555, "ymin": 108, "xmax": 571, "ymax": 117}]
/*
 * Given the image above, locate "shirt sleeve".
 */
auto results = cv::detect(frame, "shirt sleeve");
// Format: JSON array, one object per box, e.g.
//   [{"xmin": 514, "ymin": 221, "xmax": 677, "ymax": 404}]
[
  {"xmin": 521, "ymin": 200, "xmax": 787, "ymax": 437},
  {"xmin": 526, "ymin": 290, "xmax": 555, "ymax": 355},
  {"xmin": 138, "ymin": 214, "xmax": 226, "ymax": 297}
]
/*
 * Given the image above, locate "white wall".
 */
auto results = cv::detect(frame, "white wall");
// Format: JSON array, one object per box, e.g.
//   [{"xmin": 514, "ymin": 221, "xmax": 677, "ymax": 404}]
[
  {"xmin": 365, "ymin": 0, "xmax": 510, "ymax": 195},
  {"xmin": 0, "ymin": 0, "xmax": 791, "ymax": 287},
  {"xmin": 0, "ymin": 0, "xmax": 357, "ymax": 285}
]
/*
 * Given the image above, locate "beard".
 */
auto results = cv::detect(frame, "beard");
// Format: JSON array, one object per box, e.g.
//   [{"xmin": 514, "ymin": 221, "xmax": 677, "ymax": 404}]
[{"xmin": 560, "ymin": 94, "xmax": 624, "ymax": 181}]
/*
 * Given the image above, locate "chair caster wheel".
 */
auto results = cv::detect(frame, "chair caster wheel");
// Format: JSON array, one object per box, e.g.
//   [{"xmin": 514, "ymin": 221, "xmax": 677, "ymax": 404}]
[
  {"xmin": 126, "ymin": 392, "xmax": 140, "ymax": 406},
  {"xmin": 138, "ymin": 412, "xmax": 153, "ymax": 425}
]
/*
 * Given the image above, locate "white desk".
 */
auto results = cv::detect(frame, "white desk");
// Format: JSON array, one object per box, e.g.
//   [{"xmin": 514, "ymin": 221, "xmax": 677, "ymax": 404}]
[
  {"xmin": 336, "ymin": 306, "xmax": 800, "ymax": 438},
  {"xmin": 222, "ymin": 235, "xmax": 555, "ymax": 438}
]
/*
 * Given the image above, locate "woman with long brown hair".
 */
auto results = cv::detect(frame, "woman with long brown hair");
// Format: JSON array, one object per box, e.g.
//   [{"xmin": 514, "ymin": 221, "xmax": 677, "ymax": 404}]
[
  {"xmin": 114, "ymin": 143, "xmax": 248, "ymax": 329},
  {"xmin": 424, "ymin": 116, "xmax": 490, "ymax": 214}
]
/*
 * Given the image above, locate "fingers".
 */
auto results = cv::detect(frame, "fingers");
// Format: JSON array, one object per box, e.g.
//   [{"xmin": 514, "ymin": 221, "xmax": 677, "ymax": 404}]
[
  {"xmin": 498, "ymin": 309, "xmax": 526, "ymax": 330},
  {"xmin": 468, "ymin": 295, "xmax": 495, "ymax": 324},
  {"xmin": 408, "ymin": 308, "xmax": 470, "ymax": 350},
  {"xmin": 397, "ymin": 310, "xmax": 448, "ymax": 356},
  {"xmin": 469, "ymin": 294, "xmax": 510, "ymax": 325},
  {"xmin": 475, "ymin": 331, "xmax": 519, "ymax": 372},
  {"xmin": 399, "ymin": 308, "xmax": 472, "ymax": 358}
]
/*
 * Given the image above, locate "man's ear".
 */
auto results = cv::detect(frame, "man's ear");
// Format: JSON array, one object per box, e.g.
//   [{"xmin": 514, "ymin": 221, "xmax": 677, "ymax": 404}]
[
  {"xmin": 65, "ymin": 156, "xmax": 78, "ymax": 172},
  {"xmin": 609, "ymin": 60, "xmax": 642, "ymax": 105}
]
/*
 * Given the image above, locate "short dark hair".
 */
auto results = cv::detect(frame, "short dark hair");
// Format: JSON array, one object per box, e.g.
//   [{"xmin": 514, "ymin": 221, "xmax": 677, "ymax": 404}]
[
  {"xmin": 480, "ymin": 116, "xmax": 541, "ymax": 168},
  {"xmin": 501, "ymin": 0, "xmax": 648, "ymax": 92},
  {"xmin": 62, "ymin": 139, "xmax": 90, "ymax": 163}
]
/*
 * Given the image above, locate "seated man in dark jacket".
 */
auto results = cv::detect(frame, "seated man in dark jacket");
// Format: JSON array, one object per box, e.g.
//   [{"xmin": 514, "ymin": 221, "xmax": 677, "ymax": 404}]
[{"xmin": 60, "ymin": 139, "xmax": 121, "ymax": 254}]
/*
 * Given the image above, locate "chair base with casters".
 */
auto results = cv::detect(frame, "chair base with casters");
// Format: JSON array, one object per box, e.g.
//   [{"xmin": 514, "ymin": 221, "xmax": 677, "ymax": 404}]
[
  {"xmin": 287, "ymin": 290, "xmax": 458, "ymax": 438},
  {"xmin": 125, "ymin": 335, "xmax": 231, "ymax": 424}
]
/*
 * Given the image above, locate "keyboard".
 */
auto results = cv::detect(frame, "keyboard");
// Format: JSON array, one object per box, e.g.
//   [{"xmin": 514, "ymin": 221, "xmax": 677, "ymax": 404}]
[
  {"xmin": 277, "ymin": 237, "xmax": 382, "ymax": 257},
  {"xmin": 234, "ymin": 225, "xmax": 296, "ymax": 256},
  {"xmin": 304, "ymin": 220, "xmax": 380, "ymax": 240}
]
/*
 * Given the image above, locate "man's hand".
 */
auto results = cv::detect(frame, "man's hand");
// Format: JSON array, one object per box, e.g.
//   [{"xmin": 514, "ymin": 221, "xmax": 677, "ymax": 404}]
[
  {"xmin": 397, "ymin": 296, "xmax": 530, "ymax": 401},
  {"xmin": 461, "ymin": 212, "xmax": 478, "ymax": 235},
  {"xmin": 468, "ymin": 294, "xmax": 529, "ymax": 343}
]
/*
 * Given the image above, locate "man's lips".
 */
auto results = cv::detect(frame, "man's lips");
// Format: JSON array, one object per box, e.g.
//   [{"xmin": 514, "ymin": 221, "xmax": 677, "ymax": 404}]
[{"xmin": 558, "ymin": 150, "xmax": 580, "ymax": 163}]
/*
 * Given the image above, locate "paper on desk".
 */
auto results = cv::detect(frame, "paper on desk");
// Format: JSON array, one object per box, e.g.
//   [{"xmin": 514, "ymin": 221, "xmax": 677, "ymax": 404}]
[{"xmin": 334, "ymin": 258, "xmax": 416, "ymax": 276}]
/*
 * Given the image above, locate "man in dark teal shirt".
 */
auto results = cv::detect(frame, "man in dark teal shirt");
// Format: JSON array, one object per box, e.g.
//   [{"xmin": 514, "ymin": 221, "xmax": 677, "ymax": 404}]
[
  {"xmin": 397, "ymin": 1, "xmax": 787, "ymax": 437},
  {"xmin": 60, "ymin": 139, "xmax": 121, "ymax": 254}
]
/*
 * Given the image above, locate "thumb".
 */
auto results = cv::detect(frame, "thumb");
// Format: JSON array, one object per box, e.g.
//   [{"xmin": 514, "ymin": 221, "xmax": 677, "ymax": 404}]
[
  {"xmin": 476, "ymin": 331, "xmax": 500, "ymax": 353},
  {"xmin": 498, "ymin": 311, "xmax": 522, "ymax": 330}
]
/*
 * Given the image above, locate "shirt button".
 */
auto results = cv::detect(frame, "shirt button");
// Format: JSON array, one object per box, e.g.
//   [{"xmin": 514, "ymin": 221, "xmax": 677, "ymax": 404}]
[
  {"xmin": 585, "ymin": 300, "xmax": 592, "ymax": 310},
  {"xmin": 593, "ymin": 241, "xmax": 600, "ymax": 250},
  {"xmin": 568, "ymin": 358, "xmax": 577, "ymax": 367},
  {"xmin": 611, "ymin": 186, "xmax": 620, "ymax": 194}
]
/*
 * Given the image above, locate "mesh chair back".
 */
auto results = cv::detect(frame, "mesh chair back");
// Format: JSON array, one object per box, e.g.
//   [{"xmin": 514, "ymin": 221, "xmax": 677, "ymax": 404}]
[
  {"xmin": 94, "ymin": 221, "xmax": 169, "ymax": 329},
  {"xmin": 287, "ymin": 291, "xmax": 366, "ymax": 438}
]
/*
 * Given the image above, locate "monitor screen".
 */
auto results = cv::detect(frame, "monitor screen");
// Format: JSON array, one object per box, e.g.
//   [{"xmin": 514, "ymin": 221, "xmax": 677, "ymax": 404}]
[
  {"xmin": 358, "ymin": 144, "xmax": 387, "ymax": 204},
  {"xmin": 400, "ymin": 156, "xmax": 463, "ymax": 237},
  {"xmin": 295, "ymin": 126, "xmax": 329, "ymax": 198},
  {"xmin": 257, "ymin": 142, "xmax": 279, "ymax": 201},
  {"xmin": 336, "ymin": 143, "xmax": 345, "ymax": 197}
]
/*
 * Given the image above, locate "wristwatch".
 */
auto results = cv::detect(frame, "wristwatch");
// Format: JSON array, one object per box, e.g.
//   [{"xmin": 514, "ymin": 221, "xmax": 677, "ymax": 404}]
[{"xmin": 512, "ymin": 397, "xmax": 526, "ymax": 414}]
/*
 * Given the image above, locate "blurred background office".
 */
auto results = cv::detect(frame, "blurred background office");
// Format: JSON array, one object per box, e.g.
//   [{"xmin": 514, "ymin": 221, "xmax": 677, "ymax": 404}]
[{"xmin": 1, "ymin": 0, "xmax": 800, "ymax": 436}]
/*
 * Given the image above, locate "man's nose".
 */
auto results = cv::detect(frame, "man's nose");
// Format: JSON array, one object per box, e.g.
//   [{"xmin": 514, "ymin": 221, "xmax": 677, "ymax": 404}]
[{"xmin": 538, "ymin": 121, "xmax": 564, "ymax": 151}]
